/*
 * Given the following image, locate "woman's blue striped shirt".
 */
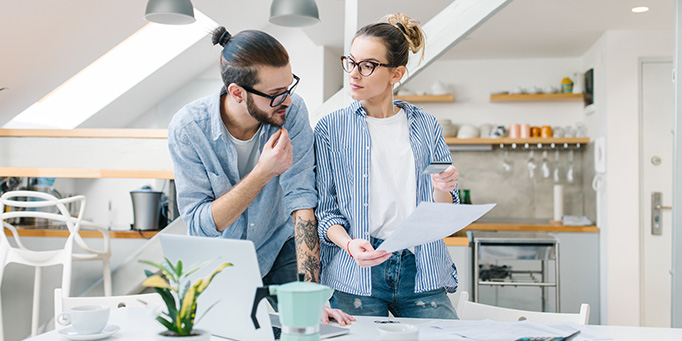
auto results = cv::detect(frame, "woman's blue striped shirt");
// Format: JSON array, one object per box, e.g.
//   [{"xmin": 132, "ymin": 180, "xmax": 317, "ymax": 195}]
[{"xmin": 314, "ymin": 99, "xmax": 459, "ymax": 296}]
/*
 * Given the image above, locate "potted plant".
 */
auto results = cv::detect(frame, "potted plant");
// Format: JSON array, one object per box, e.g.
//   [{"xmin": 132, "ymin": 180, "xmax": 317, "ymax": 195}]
[{"xmin": 141, "ymin": 258, "xmax": 232, "ymax": 340}]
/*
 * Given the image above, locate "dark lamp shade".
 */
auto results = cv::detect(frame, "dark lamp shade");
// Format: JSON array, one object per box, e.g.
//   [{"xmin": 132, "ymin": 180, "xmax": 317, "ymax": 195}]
[
  {"xmin": 144, "ymin": 0, "xmax": 196, "ymax": 25},
  {"xmin": 269, "ymin": 0, "xmax": 320, "ymax": 27}
]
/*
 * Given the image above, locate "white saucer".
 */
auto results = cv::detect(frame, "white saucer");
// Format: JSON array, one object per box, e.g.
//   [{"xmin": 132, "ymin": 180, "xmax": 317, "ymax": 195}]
[{"xmin": 58, "ymin": 325, "xmax": 120, "ymax": 340}]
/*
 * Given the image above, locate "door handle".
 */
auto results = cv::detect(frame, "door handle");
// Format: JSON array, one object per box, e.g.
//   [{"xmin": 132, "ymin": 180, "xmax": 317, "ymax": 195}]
[{"xmin": 651, "ymin": 192, "xmax": 671, "ymax": 236}]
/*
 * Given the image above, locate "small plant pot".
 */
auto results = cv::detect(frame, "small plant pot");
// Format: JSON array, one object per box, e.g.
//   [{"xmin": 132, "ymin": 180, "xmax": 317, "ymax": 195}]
[{"xmin": 156, "ymin": 329, "xmax": 210, "ymax": 340}]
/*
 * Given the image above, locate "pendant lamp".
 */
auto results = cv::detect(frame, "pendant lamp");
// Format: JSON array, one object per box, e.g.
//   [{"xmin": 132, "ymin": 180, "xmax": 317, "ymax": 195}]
[
  {"xmin": 144, "ymin": 0, "xmax": 196, "ymax": 25},
  {"xmin": 269, "ymin": 0, "xmax": 320, "ymax": 27}
]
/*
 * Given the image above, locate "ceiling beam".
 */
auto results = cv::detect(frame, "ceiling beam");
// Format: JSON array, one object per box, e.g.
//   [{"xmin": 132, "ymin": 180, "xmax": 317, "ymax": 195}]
[{"xmin": 403, "ymin": 0, "xmax": 513, "ymax": 86}]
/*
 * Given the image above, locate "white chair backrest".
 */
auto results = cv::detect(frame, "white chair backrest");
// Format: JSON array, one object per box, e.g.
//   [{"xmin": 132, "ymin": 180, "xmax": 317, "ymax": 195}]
[
  {"xmin": 54, "ymin": 288, "xmax": 164, "ymax": 330},
  {"xmin": 1, "ymin": 190, "xmax": 85, "ymax": 245},
  {"xmin": 0, "ymin": 190, "xmax": 89, "ymax": 338},
  {"xmin": 457, "ymin": 291, "xmax": 590, "ymax": 325}
]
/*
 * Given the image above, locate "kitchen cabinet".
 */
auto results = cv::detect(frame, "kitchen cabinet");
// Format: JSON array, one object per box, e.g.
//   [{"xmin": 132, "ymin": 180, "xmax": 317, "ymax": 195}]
[
  {"xmin": 395, "ymin": 94, "xmax": 454, "ymax": 102},
  {"xmin": 490, "ymin": 93, "xmax": 584, "ymax": 102}
]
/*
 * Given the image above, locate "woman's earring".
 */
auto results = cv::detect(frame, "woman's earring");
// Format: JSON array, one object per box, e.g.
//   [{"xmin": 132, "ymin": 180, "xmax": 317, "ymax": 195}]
[
  {"xmin": 390, "ymin": 82, "xmax": 395, "ymax": 104},
  {"xmin": 238, "ymin": 100, "xmax": 242, "ymax": 103}
]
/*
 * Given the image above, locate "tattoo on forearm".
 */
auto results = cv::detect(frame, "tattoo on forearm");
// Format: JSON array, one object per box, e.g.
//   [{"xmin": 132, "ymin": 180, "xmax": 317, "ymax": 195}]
[
  {"xmin": 301, "ymin": 254, "xmax": 320, "ymax": 283},
  {"xmin": 294, "ymin": 216, "xmax": 320, "ymax": 282},
  {"xmin": 295, "ymin": 218, "xmax": 318, "ymax": 250}
]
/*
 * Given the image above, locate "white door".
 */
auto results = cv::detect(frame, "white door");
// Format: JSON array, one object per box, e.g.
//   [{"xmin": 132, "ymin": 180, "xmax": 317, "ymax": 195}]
[{"xmin": 640, "ymin": 59, "xmax": 674, "ymax": 327}]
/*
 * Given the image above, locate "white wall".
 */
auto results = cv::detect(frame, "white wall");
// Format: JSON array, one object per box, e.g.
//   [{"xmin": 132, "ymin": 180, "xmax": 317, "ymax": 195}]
[
  {"xmin": 273, "ymin": 28, "xmax": 326, "ymax": 111},
  {"xmin": 323, "ymin": 46, "xmax": 344, "ymax": 102},
  {"xmin": 581, "ymin": 32, "xmax": 610, "ymax": 324},
  {"xmin": 580, "ymin": 29, "xmax": 673, "ymax": 326}
]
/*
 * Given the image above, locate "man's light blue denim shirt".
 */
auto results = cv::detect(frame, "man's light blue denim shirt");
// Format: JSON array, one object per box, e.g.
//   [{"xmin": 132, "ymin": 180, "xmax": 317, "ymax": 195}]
[{"xmin": 167, "ymin": 90, "xmax": 317, "ymax": 276}]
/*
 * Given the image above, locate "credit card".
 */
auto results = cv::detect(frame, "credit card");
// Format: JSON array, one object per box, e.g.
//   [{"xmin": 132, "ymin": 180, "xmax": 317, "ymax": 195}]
[{"xmin": 422, "ymin": 162, "xmax": 451, "ymax": 175}]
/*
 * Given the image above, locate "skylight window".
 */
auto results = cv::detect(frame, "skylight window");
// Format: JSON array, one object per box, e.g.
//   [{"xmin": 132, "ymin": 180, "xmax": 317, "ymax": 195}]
[{"xmin": 4, "ymin": 10, "xmax": 217, "ymax": 129}]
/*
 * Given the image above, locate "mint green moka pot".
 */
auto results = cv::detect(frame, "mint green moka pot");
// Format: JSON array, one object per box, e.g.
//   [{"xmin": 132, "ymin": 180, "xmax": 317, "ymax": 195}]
[{"xmin": 251, "ymin": 278, "xmax": 332, "ymax": 341}]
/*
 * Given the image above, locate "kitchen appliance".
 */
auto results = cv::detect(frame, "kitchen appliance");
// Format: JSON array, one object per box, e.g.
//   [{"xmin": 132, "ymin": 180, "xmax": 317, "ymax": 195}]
[
  {"xmin": 130, "ymin": 187, "xmax": 164, "ymax": 230},
  {"xmin": 251, "ymin": 277, "xmax": 332, "ymax": 341}
]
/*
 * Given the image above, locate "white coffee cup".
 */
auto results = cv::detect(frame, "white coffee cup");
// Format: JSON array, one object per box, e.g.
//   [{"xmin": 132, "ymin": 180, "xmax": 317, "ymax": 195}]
[
  {"xmin": 377, "ymin": 324, "xmax": 419, "ymax": 341},
  {"xmin": 57, "ymin": 304, "xmax": 110, "ymax": 335}
]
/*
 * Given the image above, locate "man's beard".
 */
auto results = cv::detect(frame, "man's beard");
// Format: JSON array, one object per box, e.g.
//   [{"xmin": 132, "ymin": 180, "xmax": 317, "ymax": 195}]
[{"xmin": 246, "ymin": 95, "xmax": 287, "ymax": 127}]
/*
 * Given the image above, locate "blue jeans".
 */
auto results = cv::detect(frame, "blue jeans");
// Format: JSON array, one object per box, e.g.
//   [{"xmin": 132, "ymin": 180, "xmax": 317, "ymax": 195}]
[{"xmin": 330, "ymin": 238, "xmax": 458, "ymax": 319}]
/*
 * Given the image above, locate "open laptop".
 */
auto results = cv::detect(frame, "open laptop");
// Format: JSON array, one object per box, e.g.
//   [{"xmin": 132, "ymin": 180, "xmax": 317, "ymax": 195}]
[{"xmin": 160, "ymin": 234, "xmax": 349, "ymax": 340}]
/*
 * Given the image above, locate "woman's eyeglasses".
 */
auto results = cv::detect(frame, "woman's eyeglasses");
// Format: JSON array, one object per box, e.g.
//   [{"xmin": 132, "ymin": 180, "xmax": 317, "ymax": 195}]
[
  {"xmin": 341, "ymin": 56, "xmax": 397, "ymax": 77},
  {"xmin": 240, "ymin": 75, "xmax": 300, "ymax": 107}
]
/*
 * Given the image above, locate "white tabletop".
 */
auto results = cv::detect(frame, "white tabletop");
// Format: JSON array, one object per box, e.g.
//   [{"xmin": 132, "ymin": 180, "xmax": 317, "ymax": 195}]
[{"xmin": 28, "ymin": 307, "xmax": 682, "ymax": 341}]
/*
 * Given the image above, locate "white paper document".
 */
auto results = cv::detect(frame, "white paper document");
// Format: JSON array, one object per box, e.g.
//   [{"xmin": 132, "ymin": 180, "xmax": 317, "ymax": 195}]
[
  {"xmin": 415, "ymin": 320, "xmax": 610, "ymax": 341},
  {"xmin": 376, "ymin": 202, "xmax": 495, "ymax": 253}
]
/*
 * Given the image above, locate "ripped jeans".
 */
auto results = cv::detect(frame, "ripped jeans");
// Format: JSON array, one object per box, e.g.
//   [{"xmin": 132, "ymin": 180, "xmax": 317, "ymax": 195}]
[{"xmin": 330, "ymin": 238, "xmax": 458, "ymax": 319}]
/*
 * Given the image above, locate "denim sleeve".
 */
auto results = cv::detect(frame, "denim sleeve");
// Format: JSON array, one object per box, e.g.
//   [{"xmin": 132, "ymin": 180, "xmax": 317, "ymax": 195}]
[
  {"xmin": 167, "ymin": 123, "xmax": 221, "ymax": 237},
  {"xmin": 432, "ymin": 119, "xmax": 460, "ymax": 204},
  {"xmin": 314, "ymin": 118, "xmax": 349, "ymax": 246},
  {"xmin": 280, "ymin": 95, "xmax": 317, "ymax": 215}
]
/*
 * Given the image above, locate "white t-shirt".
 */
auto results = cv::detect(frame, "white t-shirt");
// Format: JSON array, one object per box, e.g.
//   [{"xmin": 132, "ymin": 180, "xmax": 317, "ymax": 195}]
[
  {"xmin": 226, "ymin": 125, "xmax": 262, "ymax": 179},
  {"xmin": 365, "ymin": 109, "xmax": 417, "ymax": 240}
]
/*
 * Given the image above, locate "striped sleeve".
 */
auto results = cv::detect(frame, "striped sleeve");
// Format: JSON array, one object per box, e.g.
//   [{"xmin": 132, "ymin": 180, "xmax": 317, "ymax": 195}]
[{"xmin": 314, "ymin": 116, "xmax": 349, "ymax": 246}]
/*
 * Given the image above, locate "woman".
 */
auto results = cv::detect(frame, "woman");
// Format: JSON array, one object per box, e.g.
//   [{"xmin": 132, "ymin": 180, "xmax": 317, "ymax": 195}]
[{"xmin": 315, "ymin": 13, "xmax": 460, "ymax": 319}]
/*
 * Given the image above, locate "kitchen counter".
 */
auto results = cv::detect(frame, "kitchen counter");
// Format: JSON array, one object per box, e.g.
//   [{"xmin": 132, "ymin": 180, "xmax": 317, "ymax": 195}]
[
  {"xmin": 466, "ymin": 220, "xmax": 599, "ymax": 233},
  {"xmin": 443, "ymin": 220, "xmax": 599, "ymax": 246},
  {"xmin": 10, "ymin": 220, "xmax": 598, "ymax": 242},
  {"xmin": 5, "ymin": 228, "xmax": 159, "ymax": 239}
]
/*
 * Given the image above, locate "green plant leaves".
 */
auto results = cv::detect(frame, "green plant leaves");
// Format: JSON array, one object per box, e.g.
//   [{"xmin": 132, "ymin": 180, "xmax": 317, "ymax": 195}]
[{"xmin": 140, "ymin": 258, "xmax": 232, "ymax": 336}]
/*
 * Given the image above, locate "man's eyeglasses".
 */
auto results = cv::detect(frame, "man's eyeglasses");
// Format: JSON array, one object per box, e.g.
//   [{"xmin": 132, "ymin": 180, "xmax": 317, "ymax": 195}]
[
  {"xmin": 241, "ymin": 74, "xmax": 300, "ymax": 107},
  {"xmin": 341, "ymin": 56, "xmax": 397, "ymax": 77}
]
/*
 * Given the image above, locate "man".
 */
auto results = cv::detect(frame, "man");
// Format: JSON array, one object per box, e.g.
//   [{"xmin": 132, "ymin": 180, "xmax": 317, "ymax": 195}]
[{"xmin": 168, "ymin": 27, "xmax": 352, "ymax": 325}]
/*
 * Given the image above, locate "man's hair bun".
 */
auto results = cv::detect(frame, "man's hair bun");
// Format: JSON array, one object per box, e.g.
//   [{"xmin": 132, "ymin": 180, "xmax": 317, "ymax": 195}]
[{"xmin": 212, "ymin": 26, "xmax": 232, "ymax": 47}]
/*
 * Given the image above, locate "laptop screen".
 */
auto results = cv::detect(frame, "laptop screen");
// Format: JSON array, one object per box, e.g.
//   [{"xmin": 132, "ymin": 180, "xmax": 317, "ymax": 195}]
[{"xmin": 159, "ymin": 234, "xmax": 275, "ymax": 341}]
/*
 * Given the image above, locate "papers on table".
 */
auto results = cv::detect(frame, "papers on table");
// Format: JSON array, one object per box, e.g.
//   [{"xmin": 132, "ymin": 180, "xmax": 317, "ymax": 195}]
[
  {"xmin": 415, "ymin": 320, "xmax": 611, "ymax": 341},
  {"xmin": 376, "ymin": 202, "xmax": 495, "ymax": 253}
]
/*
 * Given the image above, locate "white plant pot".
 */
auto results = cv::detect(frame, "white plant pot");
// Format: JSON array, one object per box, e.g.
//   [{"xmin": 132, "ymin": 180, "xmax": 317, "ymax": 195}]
[{"xmin": 156, "ymin": 329, "xmax": 210, "ymax": 341}]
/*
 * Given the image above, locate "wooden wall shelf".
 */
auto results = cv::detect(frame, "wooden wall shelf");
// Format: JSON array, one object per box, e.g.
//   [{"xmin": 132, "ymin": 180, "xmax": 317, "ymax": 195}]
[
  {"xmin": 490, "ymin": 93, "xmax": 584, "ymax": 102},
  {"xmin": 444, "ymin": 137, "xmax": 589, "ymax": 145},
  {"xmin": 395, "ymin": 94, "xmax": 454, "ymax": 103}
]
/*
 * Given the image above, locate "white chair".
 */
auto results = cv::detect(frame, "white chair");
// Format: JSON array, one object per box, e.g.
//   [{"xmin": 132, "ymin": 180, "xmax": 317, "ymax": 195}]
[
  {"xmin": 53, "ymin": 288, "xmax": 163, "ymax": 330},
  {"xmin": 456, "ymin": 291, "xmax": 590, "ymax": 325},
  {"xmin": 0, "ymin": 190, "xmax": 111, "ymax": 339}
]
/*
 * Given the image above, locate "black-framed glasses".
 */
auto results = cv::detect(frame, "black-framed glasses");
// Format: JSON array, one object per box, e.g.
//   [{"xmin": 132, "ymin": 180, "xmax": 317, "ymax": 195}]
[
  {"xmin": 341, "ymin": 56, "xmax": 397, "ymax": 77},
  {"xmin": 240, "ymin": 74, "xmax": 300, "ymax": 107}
]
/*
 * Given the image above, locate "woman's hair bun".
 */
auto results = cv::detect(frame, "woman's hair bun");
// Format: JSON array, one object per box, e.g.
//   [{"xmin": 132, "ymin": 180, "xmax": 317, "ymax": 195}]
[
  {"xmin": 211, "ymin": 26, "xmax": 232, "ymax": 47},
  {"xmin": 386, "ymin": 13, "xmax": 425, "ymax": 56}
]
